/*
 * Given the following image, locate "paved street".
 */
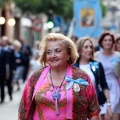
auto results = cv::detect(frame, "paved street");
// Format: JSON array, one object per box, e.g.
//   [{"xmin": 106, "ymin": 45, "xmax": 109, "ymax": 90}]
[{"xmin": 0, "ymin": 81, "xmax": 25, "ymax": 120}]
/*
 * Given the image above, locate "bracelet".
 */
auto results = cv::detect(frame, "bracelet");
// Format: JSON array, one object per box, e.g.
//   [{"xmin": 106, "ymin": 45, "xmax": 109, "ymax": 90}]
[
  {"xmin": 107, "ymin": 99, "xmax": 110, "ymax": 103},
  {"xmin": 106, "ymin": 102, "xmax": 111, "ymax": 106}
]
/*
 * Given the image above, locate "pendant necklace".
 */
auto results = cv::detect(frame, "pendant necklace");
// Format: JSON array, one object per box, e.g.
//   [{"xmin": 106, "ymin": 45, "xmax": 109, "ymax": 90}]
[{"xmin": 50, "ymin": 69, "xmax": 65, "ymax": 115}]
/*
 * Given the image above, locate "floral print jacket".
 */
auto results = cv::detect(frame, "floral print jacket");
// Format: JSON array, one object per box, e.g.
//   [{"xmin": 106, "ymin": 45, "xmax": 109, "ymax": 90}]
[{"xmin": 18, "ymin": 65, "xmax": 100, "ymax": 120}]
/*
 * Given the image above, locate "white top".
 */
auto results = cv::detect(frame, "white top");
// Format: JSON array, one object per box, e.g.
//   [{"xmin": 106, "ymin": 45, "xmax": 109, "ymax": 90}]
[
  {"xmin": 79, "ymin": 63, "xmax": 95, "ymax": 87},
  {"xmin": 27, "ymin": 59, "xmax": 43, "ymax": 79},
  {"xmin": 95, "ymin": 51, "xmax": 120, "ymax": 113}
]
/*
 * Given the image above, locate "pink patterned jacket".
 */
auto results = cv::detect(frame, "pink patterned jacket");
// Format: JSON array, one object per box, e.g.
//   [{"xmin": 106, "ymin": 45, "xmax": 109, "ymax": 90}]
[{"xmin": 18, "ymin": 65, "xmax": 100, "ymax": 120}]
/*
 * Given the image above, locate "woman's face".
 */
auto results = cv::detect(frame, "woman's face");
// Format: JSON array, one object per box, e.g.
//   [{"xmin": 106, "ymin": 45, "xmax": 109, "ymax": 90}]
[
  {"xmin": 81, "ymin": 40, "xmax": 93, "ymax": 60},
  {"xmin": 101, "ymin": 35, "xmax": 113, "ymax": 50},
  {"xmin": 13, "ymin": 44, "xmax": 20, "ymax": 51},
  {"xmin": 46, "ymin": 40, "xmax": 70, "ymax": 68},
  {"xmin": 116, "ymin": 39, "xmax": 120, "ymax": 52}
]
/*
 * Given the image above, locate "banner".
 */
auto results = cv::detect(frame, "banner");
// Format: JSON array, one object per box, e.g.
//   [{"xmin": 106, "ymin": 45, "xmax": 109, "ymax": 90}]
[{"xmin": 74, "ymin": 0, "xmax": 102, "ymax": 38}]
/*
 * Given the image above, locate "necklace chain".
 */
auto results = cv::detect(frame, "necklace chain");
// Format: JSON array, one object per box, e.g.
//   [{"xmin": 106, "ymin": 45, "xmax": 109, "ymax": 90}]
[
  {"xmin": 50, "ymin": 69, "xmax": 65, "ymax": 91},
  {"xmin": 49, "ymin": 69, "xmax": 66, "ymax": 115}
]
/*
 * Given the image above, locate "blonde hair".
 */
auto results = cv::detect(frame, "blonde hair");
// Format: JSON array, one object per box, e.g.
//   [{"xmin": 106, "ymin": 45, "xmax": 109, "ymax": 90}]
[
  {"xmin": 13, "ymin": 40, "xmax": 22, "ymax": 48},
  {"xmin": 39, "ymin": 33, "xmax": 79, "ymax": 66},
  {"xmin": 76, "ymin": 37, "xmax": 94, "ymax": 59}
]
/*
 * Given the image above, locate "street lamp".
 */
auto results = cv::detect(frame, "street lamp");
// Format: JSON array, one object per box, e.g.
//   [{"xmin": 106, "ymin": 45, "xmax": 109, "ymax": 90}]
[
  {"xmin": 0, "ymin": 17, "xmax": 5, "ymax": 25},
  {"xmin": 0, "ymin": 17, "xmax": 6, "ymax": 37},
  {"xmin": 7, "ymin": 18, "xmax": 16, "ymax": 26}
]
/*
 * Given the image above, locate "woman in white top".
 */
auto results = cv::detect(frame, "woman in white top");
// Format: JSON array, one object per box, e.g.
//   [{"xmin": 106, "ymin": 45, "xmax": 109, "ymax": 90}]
[
  {"xmin": 27, "ymin": 51, "xmax": 43, "ymax": 79},
  {"xmin": 73, "ymin": 37, "xmax": 112, "ymax": 120},
  {"xmin": 95, "ymin": 31, "xmax": 120, "ymax": 120}
]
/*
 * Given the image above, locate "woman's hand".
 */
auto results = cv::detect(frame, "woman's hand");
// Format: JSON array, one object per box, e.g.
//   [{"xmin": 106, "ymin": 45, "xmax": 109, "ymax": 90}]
[
  {"xmin": 90, "ymin": 115, "xmax": 100, "ymax": 120},
  {"xmin": 105, "ymin": 106, "xmax": 112, "ymax": 120}
]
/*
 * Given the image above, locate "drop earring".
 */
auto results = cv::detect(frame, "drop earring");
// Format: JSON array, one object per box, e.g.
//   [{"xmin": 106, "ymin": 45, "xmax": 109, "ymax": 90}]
[{"xmin": 67, "ymin": 57, "xmax": 70, "ymax": 63}]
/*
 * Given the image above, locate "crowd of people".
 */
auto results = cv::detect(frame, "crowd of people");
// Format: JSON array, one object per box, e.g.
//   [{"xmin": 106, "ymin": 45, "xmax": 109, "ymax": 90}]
[
  {"xmin": 0, "ymin": 31, "xmax": 120, "ymax": 120},
  {"xmin": 0, "ymin": 36, "xmax": 32, "ymax": 103}
]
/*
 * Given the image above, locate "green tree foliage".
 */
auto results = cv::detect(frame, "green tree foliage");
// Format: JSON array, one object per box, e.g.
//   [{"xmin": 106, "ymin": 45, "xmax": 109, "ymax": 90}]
[
  {"xmin": 0, "ymin": 0, "xmax": 10, "ymax": 8},
  {"xmin": 2, "ymin": 0, "xmax": 106, "ymax": 19},
  {"xmin": 14, "ymin": 0, "xmax": 73, "ymax": 19}
]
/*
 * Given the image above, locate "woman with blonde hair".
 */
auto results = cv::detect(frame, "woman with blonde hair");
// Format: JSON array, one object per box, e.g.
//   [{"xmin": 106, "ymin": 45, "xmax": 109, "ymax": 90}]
[
  {"xmin": 12, "ymin": 40, "xmax": 25, "ymax": 91},
  {"xmin": 18, "ymin": 33, "xmax": 100, "ymax": 120},
  {"xmin": 73, "ymin": 36, "xmax": 112, "ymax": 120}
]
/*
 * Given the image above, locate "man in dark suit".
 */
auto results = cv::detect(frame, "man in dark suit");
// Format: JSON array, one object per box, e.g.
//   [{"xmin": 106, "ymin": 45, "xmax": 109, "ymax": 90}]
[
  {"xmin": 0, "ymin": 41, "xmax": 6, "ymax": 103},
  {"xmin": 2, "ymin": 36, "xmax": 16, "ymax": 102}
]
